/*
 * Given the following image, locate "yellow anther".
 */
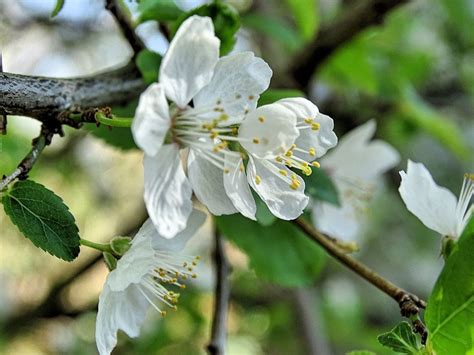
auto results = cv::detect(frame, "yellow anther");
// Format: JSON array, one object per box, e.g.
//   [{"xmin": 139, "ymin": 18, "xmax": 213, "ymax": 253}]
[
  {"xmin": 196, "ymin": 256, "xmax": 201, "ymax": 260},
  {"xmin": 192, "ymin": 273, "xmax": 197, "ymax": 278},
  {"xmin": 258, "ymin": 116, "xmax": 265, "ymax": 123},
  {"xmin": 255, "ymin": 175, "xmax": 262, "ymax": 185},
  {"xmin": 465, "ymin": 173, "xmax": 474, "ymax": 180},
  {"xmin": 290, "ymin": 180, "xmax": 301, "ymax": 190},
  {"xmin": 290, "ymin": 144, "xmax": 296, "ymax": 150},
  {"xmin": 180, "ymin": 284, "xmax": 186, "ymax": 289},
  {"xmin": 182, "ymin": 275, "xmax": 187, "ymax": 280},
  {"xmin": 244, "ymin": 109, "xmax": 249, "ymax": 114},
  {"xmin": 187, "ymin": 267, "xmax": 193, "ymax": 272},
  {"xmin": 311, "ymin": 122, "xmax": 320, "ymax": 130},
  {"xmin": 236, "ymin": 94, "xmax": 242, "ymax": 99},
  {"xmin": 279, "ymin": 169, "xmax": 288, "ymax": 176},
  {"xmin": 249, "ymin": 95, "xmax": 255, "ymax": 100},
  {"xmin": 224, "ymin": 168, "xmax": 230, "ymax": 174},
  {"xmin": 216, "ymin": 99, "xmax": 222, "ymax": 105},
  {"xmin": 304, "ymin": 117, "xmax": 313, "ymax": 124},
  {"xmin": 183, "ymin": 262, "xmax": 187, "ymax": 267},
  {"xmin": 285, "ymin": 150, "xmax": 293, "ymax": 157},
  {"xmin": 161, "ymin": 311, "xmax": 167, "ymax": 317},
  {"xmin": 309, "ymin": 147, "xmax": 316, "ymax": 157},
  {"xmin": 219, "ymin": 113, "xmax": 229, "ymax": 121},
  {"xmin": 210, "ymin": 130, "xmax": 218, "ymax": 139},
  {"xmin": 232, "ymin": 127, "xmax": 238, "ymax": 135},
  {"xmin": 253, "ymin": 138, "xmax": 260, "ymax": 144},
  {"xmin": 276, "ymin": 156, "xmax": 283, "ymax": 163},
  {"xmin": 303, "ymin": 167, "xmax": 312, "ymax": 176},
  {"xmin": 173, "ymin": 305, "xmax": 178, "ymax": 311},
  {"xmin": 312, "ymin": 161, "xmax": 321, "ymax": 168},
  {"xmin": 291, "ymin": 173, "xmax": 298, "ymax": 180}
]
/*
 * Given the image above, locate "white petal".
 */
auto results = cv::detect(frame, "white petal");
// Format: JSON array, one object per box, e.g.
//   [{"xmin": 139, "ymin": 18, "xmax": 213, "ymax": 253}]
[
  {"xmin": 322, "ymin": 120, "xmax": 399, "ymax": 180},
  {"xmin": 193, "ymin": 52, "xmax": 272, "ymax": 124},
  {"xmin": 399, "ymin": 160, "xmax": 458, "ymax": 237},
  {"xmin": 144, "ymin": 145, "xmax": 193, "ymax": 238},
  {"xmin": 132, "ymin": 83, "xmax": 171, "ymax": 157},
  {"xmin": 312, "ymin": 201, "xmax": 362, "ymax": 242},
  {"xmin": 223, "ymin": 154, "xmax": 257, "ymax": 220},
  {"xmin": 277, "ymin": 98, "xmax": 338, "ymax": 160},
  {"xmin": 187, "ymin": 149, "xmax": 237, "ymax": 215},
  {"xmin": 238, "ymin": 104, "xmax": 299, "ymax": 159},
  {"xmin": 151, "ymin": 209, "xmax": 207, "ymax": 252},
  {"xmin": 159, "ymin": 16, "xmax": 219, "ymax": 108},
  {"xmin": 247, "ymin": 157, "xmax": 308, "ymax": 220},
  {"xmin": 96, "ymin": 283, "xmax": 149, "ymax": 355},
  {"xmin": 107, "ymin": 233, "xmax": 154, "ymax": 291}
]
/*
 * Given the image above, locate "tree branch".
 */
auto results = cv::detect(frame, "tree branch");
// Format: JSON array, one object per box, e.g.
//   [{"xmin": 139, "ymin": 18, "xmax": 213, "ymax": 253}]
[
  {"xmin": 293, "ymin": 218, "xmax": 427, "ymax": 340},
  {"xmin": 0, "ymin": 125, "xmax": 57, "ymax": 191},
  {"xmin": 207, "ymin": 231, "xmax": 232, "ymax": 355},
  {"xmin": 291, "ymin": 0, "xmax": 409, "ymax": 89},
  {"xmin": 105, "ymin": 0, "xmax": 145, "ymax": 59},
  {"xmin": 0, "ymin": 63, "xmax": 146, "ymax": 125}
]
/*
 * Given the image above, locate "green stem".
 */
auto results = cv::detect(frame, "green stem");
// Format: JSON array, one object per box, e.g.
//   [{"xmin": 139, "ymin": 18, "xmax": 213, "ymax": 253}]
[
  {"xmin": 79, "ymin": 238, "xmax": 113, "ymax": 253},
  {"xmin": 95, "ymin": 112, "xmax": 133, "ymax": 127}
]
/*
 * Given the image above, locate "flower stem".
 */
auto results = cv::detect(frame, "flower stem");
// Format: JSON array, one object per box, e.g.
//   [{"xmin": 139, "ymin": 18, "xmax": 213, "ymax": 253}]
[
  {"xmin": 95, "ymin": 112, "xmax": 133, "ymax": 127},
  {"xmin": 79, "ymin": 238, "xmax": 113, "ymax": 253}
]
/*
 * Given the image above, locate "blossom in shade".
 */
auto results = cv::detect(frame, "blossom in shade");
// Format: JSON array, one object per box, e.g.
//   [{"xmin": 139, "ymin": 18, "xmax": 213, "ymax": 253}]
[{"xmin": 312, "ymin": 120, "xmax": 400, "ymax": 242}]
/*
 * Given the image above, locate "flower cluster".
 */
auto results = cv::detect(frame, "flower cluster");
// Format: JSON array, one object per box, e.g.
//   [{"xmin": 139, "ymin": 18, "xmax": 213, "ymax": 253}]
[{"xmin": 132, "ymin": 15, "xmax": 337, "ymax": 239}]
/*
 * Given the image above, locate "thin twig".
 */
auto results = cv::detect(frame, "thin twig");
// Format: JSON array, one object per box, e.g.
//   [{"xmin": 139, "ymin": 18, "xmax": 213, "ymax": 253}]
[
  {"xmin": 105, "ymin": 0, "xmax": 145, "ymax": 59},
  {"xmin": 0, "ymin": 54, "xmax": 5, "ymax": 135},
  {"xmin": 291, "ymin": 0, "xmax": 409, "ymax": 89},
  {"xmin": 207, "ymin": 231, "xmax": 232, "ymax": 355},
  {"xmin": 0, "ymin": 125, "xmax": 56, "ymax": 191},
  {"xmin": 293, "ymin": 219, "xmax": 427, "ymax": 325}
]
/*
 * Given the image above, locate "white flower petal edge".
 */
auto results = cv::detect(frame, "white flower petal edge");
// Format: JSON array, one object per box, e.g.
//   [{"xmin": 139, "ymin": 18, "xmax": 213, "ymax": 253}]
[
  {"xmin": 96, "ymin": 284, "xmax": 149, "ymax": 355},
  {"xmin": 144, "ymin": 145, "xmax": 193, "ymax": 238},
  {"xmin": 247, "ymin": 157, "xmax": 309, "ymax": 219},
  {"xmin": 399, "ymin": 160, "xmax": 473, "ymax": 238},
  {"xmin": 159, "ymin": 15, "xmax": 220, "ymax": 108},
  {"xmin": 96, "ymin": 211, "xmax": 205, "ymax": 355},
  {"xmin": 312, "ymin": 199, "xmax": 361, "ymax": 242},
  {"xmin": 193, "ymin": 51, "xmax": 273, "ymax": 124},
  {"xmin": 187, "ymin": 149, "xmax": 237, "ymax": 215},
  {"xmin": 223, "ymin": 154, "xmax": 257, "ymax": 220},
  {"xmin": 132, "ymin": 83, "xmax": 170, "ymax": 156}
]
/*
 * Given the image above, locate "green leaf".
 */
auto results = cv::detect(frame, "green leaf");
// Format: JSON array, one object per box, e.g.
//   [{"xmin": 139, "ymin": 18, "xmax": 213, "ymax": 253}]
[
  {"xmin": 425, "ymin": 217, "xmax": 474, "ymax": 354},
  {"xmin": 242, "ymin": 13, "xmax": 304, "ymax": 52},
  {"xmin": 1, "ymin": 180, "xmax": 80, "ymax": 261},
  {"xmin": 285, "ymin": 0, "xmax": 319, "ymax": 41},
  {"xmin": 254, "ymin": 194, "xmax": 276, "ymax": 226},
  {"xmin": 258, "ymin": 89, "xmax": 305, "ymax": 106},
  {"xmin": 346, "ymin": 351, "xmax": 377, "ymax": 355},
  {"xmin": 216, "ymin": 215, "xmax": 326, "ymax": 287},
  {"xmin": 303, "ymin": 168, "xmax": 340, "ymax": 206},
  {"xmin": 51, "ymin": 0, "xmax": 64, "ymax": 18},
  {"xmin": 138, "ymin": 0, "xmax": 184, "ymax": 23},
  {"xmin": 136, "ymin": 49, "xmax": 162, "ymax": 84},
  {"xmin": 173, "ymin": 2, "xmax": 240, "ymax": 55},
  {"xmin": 377, "ymin": 321, "xmax": 421, "ymax": 354}
]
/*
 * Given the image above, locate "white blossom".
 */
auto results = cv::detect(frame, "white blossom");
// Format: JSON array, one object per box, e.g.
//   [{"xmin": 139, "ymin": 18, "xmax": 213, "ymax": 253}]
[
  {"xmin": 132, "ymin": 15, "xmax": 272, "ymax": 238},
  {"xmin": 312, "ymin": 120, "xmax": 400, "ymax": 242},
  {"xmin": 399, "ymin": 160, "xmax": 473, "ymax": 239},
  {"xmin": 233, "ymin": 98, "xmax": 338, "ymax": 220},
  {"xmin": 95, "ymin": 210, "xmax": 206, "ymax": 355}
]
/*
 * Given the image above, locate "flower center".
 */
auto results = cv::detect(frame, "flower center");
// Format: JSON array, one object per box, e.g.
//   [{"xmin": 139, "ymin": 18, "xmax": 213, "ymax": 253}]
[{"xmin": 138, "ymin": 252, "xmax": 200, "ymax": 317}]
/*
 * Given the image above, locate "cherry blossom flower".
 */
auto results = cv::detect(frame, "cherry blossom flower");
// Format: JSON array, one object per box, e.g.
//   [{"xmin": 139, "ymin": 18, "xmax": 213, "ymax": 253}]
[
  {"xmin": 399, "ymin": 160, "xmax": 473, "ymax": 239},
  {"xmin": 132, "ymin": 15, "xmax": 272, "ymax": 238},
  {"xmin": 232, "ymin": 98, "xmax": 338, "ymax": 219},
  {"xmin": 311, "ymin": 120, "xmax": 400, "ymax": 242},
  {"xmin": 95, "ymin": 210, "xmax": 206, "ymax": 355}
]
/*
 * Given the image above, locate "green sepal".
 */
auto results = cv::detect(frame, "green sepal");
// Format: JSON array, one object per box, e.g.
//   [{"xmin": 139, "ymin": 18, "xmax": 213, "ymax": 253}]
[
  {"xmin": 103, "ymin": 252, "xmax": 118, "ymax": 271},
  {"xmin": 110, "ymin": 236, "xmax": 132, "ymax": 256}
]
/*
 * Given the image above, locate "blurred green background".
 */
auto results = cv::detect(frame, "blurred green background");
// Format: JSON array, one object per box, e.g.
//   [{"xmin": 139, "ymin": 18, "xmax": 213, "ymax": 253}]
[{"xmin": 0, "ymin": 0, "xmax": 473, "ymax": 354}]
